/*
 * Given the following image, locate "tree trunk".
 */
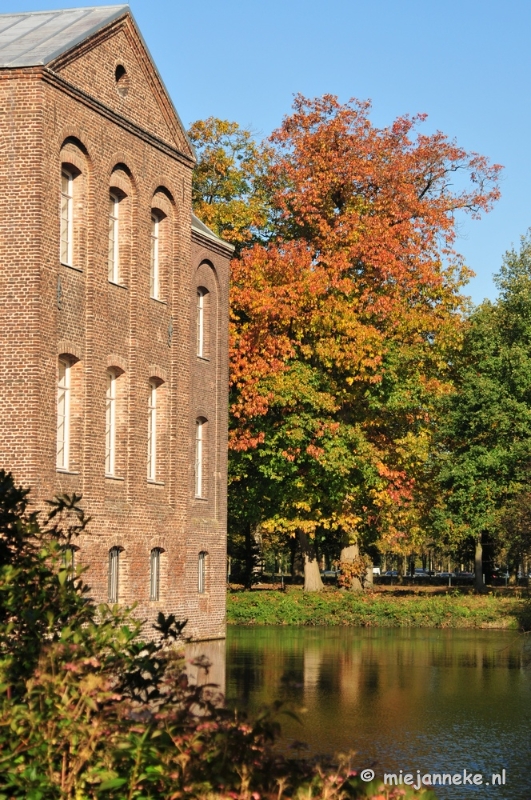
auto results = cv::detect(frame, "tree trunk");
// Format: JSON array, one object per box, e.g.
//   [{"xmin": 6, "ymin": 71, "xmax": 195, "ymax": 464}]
[
  {"xmin": 474, "ymin": 535, "xmax": 485, "ymax": 593},
  {"xmin": 341, "ymin": 543, "xmax": 363, "ymax": 591},
  {"xmin": 297, "ymin": 530, "xmax": 323, "ymax": 592}
]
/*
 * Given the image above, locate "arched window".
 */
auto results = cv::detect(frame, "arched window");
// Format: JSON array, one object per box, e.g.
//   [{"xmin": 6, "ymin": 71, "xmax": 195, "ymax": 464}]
[
  {"xmin": 150, "ymin": 548, "xmax": 162, "ymax": 601},
  {"xmin": 105, "ymin": 370, "xmax": 117, "ymax": 475},
  {"xmin": 60, "ymin": 169, "xmax": 74, "ymax": 265},
  {"xmin": 196, "ymin": 288, "xmax": 210, "ymax": 358},
  {"xmin": 108, "ymin": 191, "xmax": 120, "ymax": 283},
  {"xmin": 195, "ymin": 418, "xmax": 207, "ymax": 498},
  {"xmin": 147, "ymin": 381, "xmax": 158, "ymax": 481},
  {"xmin": 198, "ymin": 551, "xmax": 207, "ymax": 594},
  {"xmin": 56, "ymin": 358, "xmax": 71, "ymax": 469},
  {"xmin": 108, "ymin": 546, "xmax": 121, "ymax": 603},
  {"xmin": 150, "ymin": 212, "xmax": 160, "ymax": 299}
]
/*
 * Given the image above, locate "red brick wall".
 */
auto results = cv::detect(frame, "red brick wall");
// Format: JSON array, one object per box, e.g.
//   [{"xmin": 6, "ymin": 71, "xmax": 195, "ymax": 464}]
[{"xmin": 0, "ymin": 16, "xmax": 230, "ymax": 641}]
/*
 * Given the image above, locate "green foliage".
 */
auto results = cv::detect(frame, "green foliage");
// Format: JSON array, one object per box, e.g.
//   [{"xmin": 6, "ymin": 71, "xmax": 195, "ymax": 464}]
[
  {"xmin": 227, "ymin": 589, "xmax": 522, "ymax": 629},
  {"xmin": 434, "ymin": 232, "xmax": 531, "ymax": 563},
  {"xmin": 0, "ymin": 470, "xmax": 429, "ymax": 799}
]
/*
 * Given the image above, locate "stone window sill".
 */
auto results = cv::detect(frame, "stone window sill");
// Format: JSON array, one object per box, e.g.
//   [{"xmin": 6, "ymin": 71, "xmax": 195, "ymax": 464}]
[
  {"xmin": 108, "ymin": 280, "xmax": 128, "ymax": 290},
  {"xmin": 105, "ymin": 474, "xmax": 124, "ymax": 481},
  {"xmin": 148, "ymin": 479, "xmax": 165, "ymax": 486},
  {"xmin": 56, "ymin": 468, "xmax": 79, "ymax": 475}
]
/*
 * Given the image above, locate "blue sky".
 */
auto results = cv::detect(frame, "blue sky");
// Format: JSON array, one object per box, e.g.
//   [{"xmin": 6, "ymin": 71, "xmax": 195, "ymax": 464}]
[{"xmin": 4, "ymin": 0, "xmax": 531, "ymax": 304}]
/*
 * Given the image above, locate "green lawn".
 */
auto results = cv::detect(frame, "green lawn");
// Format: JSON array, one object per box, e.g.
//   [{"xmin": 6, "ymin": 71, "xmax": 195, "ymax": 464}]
[{"xmin": 227, "ymin": 587, "xmax": 527, "ymax": 629}]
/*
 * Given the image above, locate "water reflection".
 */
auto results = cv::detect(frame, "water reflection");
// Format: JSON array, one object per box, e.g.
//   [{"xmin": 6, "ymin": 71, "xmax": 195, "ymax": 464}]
[{"xmin": 226, "ymin": 627, "xmax": 531, "ymax": 799}]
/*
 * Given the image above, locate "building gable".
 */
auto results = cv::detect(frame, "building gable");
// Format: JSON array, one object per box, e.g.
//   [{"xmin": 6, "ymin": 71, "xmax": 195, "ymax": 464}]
[{"xmin": 49, "ymin": 13, "xmax": 193, "ymax": 160}]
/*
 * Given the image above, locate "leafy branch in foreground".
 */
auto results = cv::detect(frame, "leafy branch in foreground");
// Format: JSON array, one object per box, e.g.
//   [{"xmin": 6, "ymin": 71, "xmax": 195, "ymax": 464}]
[{"xmin": 0, "ymin": 470, "xmax": 431, "ymax": 798}]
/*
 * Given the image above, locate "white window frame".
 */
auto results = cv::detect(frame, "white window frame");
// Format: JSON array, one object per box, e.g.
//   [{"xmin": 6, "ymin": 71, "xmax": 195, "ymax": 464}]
[
  {"xmin": 197, "ymin": 289, "xmax": 205, "ymax": 357},
  {"xmin": 108, "ymin": 547, "xmax": 120, "ymax": 603},
  {"xmin": 61, "ymin": 169, "xmax": 73, "ymax": 266},
  {"xmin": 150, "ymin": 548, "xmax": 161, "ymax": 601},
  {"xmin": 108, "ymin": 192, "xmax": 120, "ymax": 283},
  {"xmin": 105, "ymin": 370, "xmax": 117, "ymax": 476},
  {"xmin": 195, "ymin": 418, "xmax": 204, "ymax": 498},
  {"xmin": 150, "ymin": 213, "xmax": 160, "ymax": 299},
  {"xmin": 147, "ymin": 381, "xmax": 157, "ymax": 481},
  {"xmin": 198, "ymin": 551, "xmax": 206, "ymax": 594},
  {"xmin": 56, "ymin": 358, "xmax": 71, "ymax": 470}
]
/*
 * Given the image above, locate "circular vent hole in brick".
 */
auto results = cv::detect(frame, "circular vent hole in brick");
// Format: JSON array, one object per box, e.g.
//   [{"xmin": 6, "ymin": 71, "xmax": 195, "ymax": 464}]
[{"xmin": 115, "ymin": 64, "xmax": 130, "ymax": 97}]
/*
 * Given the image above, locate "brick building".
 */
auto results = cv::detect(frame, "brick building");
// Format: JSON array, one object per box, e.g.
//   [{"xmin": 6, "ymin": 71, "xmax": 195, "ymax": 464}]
[{"xmin": 0, "ymin": 5, "xmax": 232, "ymax": 640}]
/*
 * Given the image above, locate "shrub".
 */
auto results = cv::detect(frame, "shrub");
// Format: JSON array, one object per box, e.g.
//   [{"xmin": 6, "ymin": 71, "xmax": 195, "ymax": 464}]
[{"xmin": 0, "ymin": 471, "xmax": 432, "ymax": 799}]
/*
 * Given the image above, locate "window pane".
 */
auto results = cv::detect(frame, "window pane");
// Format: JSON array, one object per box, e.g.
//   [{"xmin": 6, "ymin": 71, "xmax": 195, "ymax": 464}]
[
  {"xmin": 108, "ymin": 194, "xmax": 119, "ymax": 282},
  {"xmin": 197, "ymin": 290, "xmax": 204, "ymax": 356},
  {"xmin": 195, "ymin": 419, "xmax": 203, "ymax": 497},
  {"xmin": 198, "ymin": 552, "xmax": 206, "ymax": 593},
  {"xmin": 147, "ymin": 382, "xmax": 157, "ymax": 480},
  {"xmin": 150, "ymin": 548, "xmax": 160, "ymax": 601},
  {"xmin": 105, "ymin": 371, "xmax": 116, "ymax": 475},
  {"xmin": 60, "ymin": 171, "xmax": 73, "ymax": 265},
  {"xmin": 150, "ymin": 214, "xmax": 159, "ymax": 298},
  {"xmin": 57, "ymin": 359, "xmax": 70, "ymax": 469},
  {"xmin": 108, "ymin": 547, "xmax": 120, "ymax": 603}
]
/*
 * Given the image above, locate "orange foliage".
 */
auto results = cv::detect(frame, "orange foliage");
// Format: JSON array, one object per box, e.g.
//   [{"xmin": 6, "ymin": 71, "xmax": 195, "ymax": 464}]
[{"xmin": 227, "ymin": 96, "xmax": 501, "ymax": 550}]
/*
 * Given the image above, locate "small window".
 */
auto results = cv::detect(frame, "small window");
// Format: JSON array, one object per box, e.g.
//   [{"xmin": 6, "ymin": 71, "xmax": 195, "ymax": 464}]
[
  {"xmin": 108, "ymin": 192, "xmax": 120, "ymax": 283},
  {"xmin": 108, "ymin": 547, "xmax": 120, "ymax": 603},
  {"xmin": 150, "ymin": 548, "xmax": 162, "ymax": 601},
  {"xmin": 57, "ymin": 358, "xmax": 71, "ymax": 469},
  {"xmin": 150, "ymin": 213, "xmax": 160, "ymax": 299},
  {"xmin": 147, "ymin": 381, "xmax": 157, "ymax": 481},
  {"xmin": 198, "ymin": 551, "xmax": 207, "ymax": 594},
  {"xmin": 115, "ymin": 64, "xmax": 130, "ymax": 97},
  {"xmin": 195, "ymin": 418, "xmax": 206, "ymax": 498},
  {"xmin": 60, "ymin": 169, "xmax": 73, "ymax": 266}
]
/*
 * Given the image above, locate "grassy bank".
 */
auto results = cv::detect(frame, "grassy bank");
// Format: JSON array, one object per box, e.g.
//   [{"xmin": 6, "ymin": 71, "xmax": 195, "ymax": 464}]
[{"xmin": 227, "ymin": 587, "xmax": 527, "ymax": 629}]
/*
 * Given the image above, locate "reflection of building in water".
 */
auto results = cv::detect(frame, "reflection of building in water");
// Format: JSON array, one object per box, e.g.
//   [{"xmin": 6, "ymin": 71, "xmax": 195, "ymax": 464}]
[{"xmin": 185, "ymin": 638, "xmax": 226, "ymax": 701}]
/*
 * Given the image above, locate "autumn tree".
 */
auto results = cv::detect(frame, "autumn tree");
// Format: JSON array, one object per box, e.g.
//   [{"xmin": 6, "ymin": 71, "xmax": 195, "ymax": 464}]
[
  {"xmin": 188, "ymin": 117, "xmax": 272, "ymax": 253},
  {"xmin": 191, "ymin": 98, "xmax": 501, "ymax": 591}
]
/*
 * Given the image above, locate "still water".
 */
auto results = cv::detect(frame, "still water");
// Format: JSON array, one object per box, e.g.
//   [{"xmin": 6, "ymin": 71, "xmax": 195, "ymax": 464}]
[{"xmin": 225, "ymin": 627, "xmax": 531, "ymax": 799}]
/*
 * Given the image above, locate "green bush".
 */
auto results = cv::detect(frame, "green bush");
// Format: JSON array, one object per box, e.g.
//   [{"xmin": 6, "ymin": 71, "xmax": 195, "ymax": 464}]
[
  {"xmin": 227, "ymin": 588, "xmax": 522, "ymax": 629},
  {"xmin": 0, "ymin": 471, "xmax": 433, "ymax": 799}
]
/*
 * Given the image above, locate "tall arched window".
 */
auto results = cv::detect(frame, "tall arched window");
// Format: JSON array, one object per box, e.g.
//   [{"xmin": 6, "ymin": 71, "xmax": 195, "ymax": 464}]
[
  {"xmin": 150, "ymin": 548, "xmax": 162, "ymax": 601},
  {"xmin": 108, "ymin": 546, "xmax": 121, "ymax": 603},
  {"xmin": 147, "ymin": 381, "xmax": 158, "ymax": 481},
  {"xmin": 57, "ymin": 358, "xmax": 71, "ymax": 469},
  {"xmin": 108, "ymin": 192, "xmax": 120, "ymax": 283},
  {"xmin": 195, "ymin": 418, "xmax": 206, "ymax": 498},
  {"xmin": 150, "ymin": 212, "xmax": 160, "ymax": 299},
  {"xmin": 105, "ymin": 370, "xmax": 117, "ymax": 475},
  {"xmin": 198, "ymin": 551, "xmax": 207, "ymax": 594},
  {"xmin": 196, "ymin": 288, "xmax": 210, "ymax": 358},
  {"xmin": 60, "ymin": 169, "xmax": 73, "ymax": 266}
]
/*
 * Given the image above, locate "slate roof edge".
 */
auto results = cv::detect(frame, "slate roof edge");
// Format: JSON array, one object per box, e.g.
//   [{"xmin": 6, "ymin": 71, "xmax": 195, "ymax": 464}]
[
  {"xmin": 192, "ymin": 213, "xmax": 235, "ymax": 254},
  {"xmin": 0, "ymin": 5, "xmax": 128, "ymax": 68}
]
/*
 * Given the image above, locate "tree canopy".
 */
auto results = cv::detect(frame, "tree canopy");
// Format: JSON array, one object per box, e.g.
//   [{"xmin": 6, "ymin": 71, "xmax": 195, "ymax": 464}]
[
  {"xmin": 434, "ymin": 233, "xmax": 531, "ymax": 583},
  {"xmin": 191, "ymin": 96, "xmax": 502, "ymax": 589}
]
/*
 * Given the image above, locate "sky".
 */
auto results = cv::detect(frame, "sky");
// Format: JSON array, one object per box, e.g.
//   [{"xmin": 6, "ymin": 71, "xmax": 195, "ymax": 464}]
[{"xmin": 3, "ymin": 0, "xmax": 531, "ymax": 305}]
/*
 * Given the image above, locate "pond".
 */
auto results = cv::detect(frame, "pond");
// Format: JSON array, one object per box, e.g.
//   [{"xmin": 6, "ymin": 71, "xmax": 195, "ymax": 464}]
[{"xmin": 225, "ymin": 626, "xmax": 531, "ymax": 799}]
